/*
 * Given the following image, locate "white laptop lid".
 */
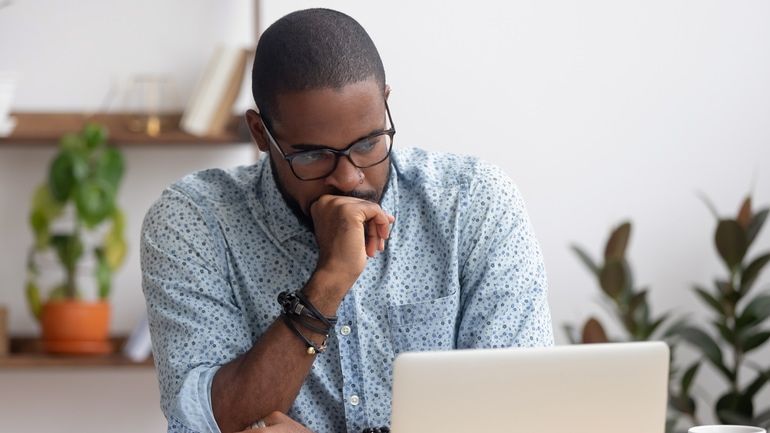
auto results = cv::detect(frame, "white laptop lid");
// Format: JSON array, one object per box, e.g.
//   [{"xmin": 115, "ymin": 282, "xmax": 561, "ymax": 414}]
[{"xmin": 391, "ymin": 342, "xmax": 670, "ymax": 433}]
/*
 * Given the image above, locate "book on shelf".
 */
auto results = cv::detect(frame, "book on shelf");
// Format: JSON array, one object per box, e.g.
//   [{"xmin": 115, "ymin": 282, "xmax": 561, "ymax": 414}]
[{"xmin": 181, "ymin": 45, "xmax": 253, "ymax": 137}]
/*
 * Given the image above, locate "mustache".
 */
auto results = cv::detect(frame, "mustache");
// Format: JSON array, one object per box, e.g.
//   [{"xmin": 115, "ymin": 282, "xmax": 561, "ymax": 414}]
[{"xmin": 338, "ymin": 188, "xmax": 378, "ymax": 203}]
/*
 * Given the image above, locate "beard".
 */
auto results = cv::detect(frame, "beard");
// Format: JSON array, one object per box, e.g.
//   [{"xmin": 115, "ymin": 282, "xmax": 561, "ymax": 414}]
[{"xmin": 268, "ymin": 156, "xmax": 391, "ymax": 232}]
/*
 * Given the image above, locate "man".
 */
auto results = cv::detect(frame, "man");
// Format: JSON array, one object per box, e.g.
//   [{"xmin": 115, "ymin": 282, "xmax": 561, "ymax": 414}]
[{"xmin": 141, "ymin": 8, "xmax": 553, "ymax": 433}]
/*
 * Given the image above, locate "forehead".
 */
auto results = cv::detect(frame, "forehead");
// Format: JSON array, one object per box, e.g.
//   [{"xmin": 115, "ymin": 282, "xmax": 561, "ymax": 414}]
[{"xmin": 270, "ymin": 79, "xmax": 385, "ymax": 146}]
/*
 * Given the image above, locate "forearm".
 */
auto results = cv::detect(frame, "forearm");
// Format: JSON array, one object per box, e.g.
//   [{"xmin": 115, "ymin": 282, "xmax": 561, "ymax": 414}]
[{"xmin": 211, "ymin": 270, "xmax": 349, "ymax": 433}]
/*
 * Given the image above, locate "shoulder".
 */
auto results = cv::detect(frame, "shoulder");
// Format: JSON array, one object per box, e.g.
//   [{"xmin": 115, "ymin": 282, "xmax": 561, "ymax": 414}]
[
  {"xmin": 142, "ymin": 162, "xmax": 262, "ymax": 233},
  {"xmin": 392, "ymin": 147, "xmax": 519, "ymax": 199},
  {"xmin": 168, "ymin": 164, "xmax": 260, "ymax": 205}
]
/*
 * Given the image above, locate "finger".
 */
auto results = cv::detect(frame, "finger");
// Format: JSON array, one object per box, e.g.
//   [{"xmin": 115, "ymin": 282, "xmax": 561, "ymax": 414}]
[
  {"xmin": 355, "ymin": 202, "xmax": 392, "ymax": 225},
  {"xmin": 261, "ymin": 411, "xmax": 289, "ymax": 426},
  {"xmin": 376, "ymin": 217, "xmax": 392, "ymax": 240},
  {"xmin": 366, "ymin": 220, "xmax": 379, "ymax": 257},
  {"xmin": 379, "ymin": 237, "xmax": 385, "ymax": 251}
]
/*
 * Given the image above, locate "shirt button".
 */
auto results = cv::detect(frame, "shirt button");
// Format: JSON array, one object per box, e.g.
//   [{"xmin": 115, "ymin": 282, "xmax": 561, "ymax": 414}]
[
  {"xmin": 350, "ymin": 395, "xmax": 360, "ymax": 406},
  {"xmin": 340, "ymin": 325, "xmax": 352, "ymax": 336}
]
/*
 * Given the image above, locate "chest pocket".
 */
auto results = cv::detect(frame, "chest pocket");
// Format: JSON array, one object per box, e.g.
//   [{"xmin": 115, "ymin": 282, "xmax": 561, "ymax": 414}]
[{"xmin": 388, "ymin": 293, "xmax": 460, "ymax": 354}]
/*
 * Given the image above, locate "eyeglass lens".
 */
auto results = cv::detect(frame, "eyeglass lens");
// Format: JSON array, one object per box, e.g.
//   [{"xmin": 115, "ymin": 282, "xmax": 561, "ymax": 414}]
[{"xmin": 290, "ymin": 133, "xmax": 393, "ymax": 180}]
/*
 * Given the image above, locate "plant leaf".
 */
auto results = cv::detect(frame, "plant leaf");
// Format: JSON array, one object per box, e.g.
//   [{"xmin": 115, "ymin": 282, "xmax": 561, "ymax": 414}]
[
  {"xmin": 24, "ymin": 279, "xmax": 42, "ymax": 320},
  {"xmin": 753, "ymin": 406, "xmax": 770, "ymax": 427},
  {"xmin": 562, "ymin": 324, "xmax": 578, "ymax": 344},
  {"xmin": 716, "ymin": 392, "xmax": 754, "ymax": 424},
  {"xmin": 570, "ymin": 245, "xmax": 600, "ymax": 277},
  {"xmin": 104, "ymin": 210, "xmax": 127, "ymax": 271},
  {"xmin": 628, "ymin": 290, "xmax": 648, "ymax": 315},
  {"xmin": 678, "ymin": 327, "xmax": 732, "ymax": 380},
  {"xmin": 737, "ymin": 294, "xmax": 770, "ymax": 330},
  {"xmin": 663, "ymin": 317, "xmax": 690, "ymax": 338},
  {"xmin": 604, "ymin": 221, "xmax": 631, "ymax": 261},
  {"xmin": 669, "ymin": 394, "xmax": 696, "ymax": 416},
  {"xmin": 59, "ymin": 132, "xmax": 85, "ymax": 151},
  {"xmin": 744, "ymin": 368, "xmax": 770, "ymax": 399},
  {"xmin": 600, "ymin": 260, "xmax": 626, "ymax": 299},
  {"xmin": 82, "ymin": 122, "xmax": 108, "ymax": 149},
  {"xmin": 581, "ymin": 317, "xmax": 609, "ymax": 343},
  {"xmin": 95, "ymin": 147, "xmax": 124, "ymax": 192},
  {"xmin": 742, "ymin": 330, "xmax": 770, "ymax": 354},
  {"xmin": 698, "ymin": 191, "xmax": 720, "ymax": 219},
  {"xmin": 681, "ymin": 362, "xmax": 700, "ymax": 395},
  {"xmin": 694, "ymin": 285, "xmax": 724, "ymax": 315},
  {"xmin": 740, "ymin": 252, "xmax": 770, "ymax": 296},
  {"xmin": 737, "ymin": 196, "xmax": 752, "ymax": 231},
  {"xmin": 748, "ymin": 208, "xmax": 769, "ymax": 245},
  {"xmin": 645, "ymin": 313, "xmax": 669, "ymax": 340},
  {"xmin": 715, "ymin": 219, "xmax": 748, "ymax": 271},
  {"xmin": 48, "ymin": 150, "xmax": 88, "ymax": 202},
  {"xmin": 74, "ymin": 178, "xmax": 115, "ymax": 228},
  {"xmin": 94, "ymin": 248, "xmax": 112, "ymax": 299},
  {"xmin": 714, "ymin": 320, "xmax": 735, "ymax": 344}
]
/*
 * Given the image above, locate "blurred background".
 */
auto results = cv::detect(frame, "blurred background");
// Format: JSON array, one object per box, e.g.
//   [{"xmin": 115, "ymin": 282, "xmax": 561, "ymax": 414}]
[{"xmin": 1, "ymin": 1, "xmax": 769, "ymax": 432}]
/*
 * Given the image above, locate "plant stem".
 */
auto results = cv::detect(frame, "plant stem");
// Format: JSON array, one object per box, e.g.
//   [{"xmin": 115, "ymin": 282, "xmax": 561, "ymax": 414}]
[
  {"xmin": 64, "ymin": 221, "xmax": 81, "ymax": 299},
  {"xmin": 729, "ymin": 267, "xmax": 740, "ymax": 393}
]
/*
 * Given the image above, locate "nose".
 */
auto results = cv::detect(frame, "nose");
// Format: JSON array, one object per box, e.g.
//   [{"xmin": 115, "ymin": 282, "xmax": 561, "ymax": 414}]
[{"xmin": 324, "ymin": 155, "xmax": 361, "ymax": 192}]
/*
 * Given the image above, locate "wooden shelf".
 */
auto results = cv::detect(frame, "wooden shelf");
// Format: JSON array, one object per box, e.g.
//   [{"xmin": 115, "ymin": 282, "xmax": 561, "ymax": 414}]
[
  {"xmin": 0, "ymin": 112, "xmax": 252, "ymax": 146},
  {"xmin": 0, "ymin": 336, "xmax": 154, "ymax": 369}
]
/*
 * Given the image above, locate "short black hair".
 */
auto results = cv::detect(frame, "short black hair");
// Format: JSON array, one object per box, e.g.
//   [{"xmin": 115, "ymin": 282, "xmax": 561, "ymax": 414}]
[{"xmin": 251, "ymin": 8, "xmax": 386, "ymax": 126}]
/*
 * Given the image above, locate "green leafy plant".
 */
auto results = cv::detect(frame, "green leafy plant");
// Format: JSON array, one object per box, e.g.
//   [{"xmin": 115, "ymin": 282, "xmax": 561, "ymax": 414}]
[
  {"xmin": 25, "ymin": 123, "xmax": 127, "ymax": 318},
  {"xmin": 567, "ymin": 221, "xmax": 694, "ymax": 431},
  {"xmin": 679, "ymin": 195, "xmax": 770, "ymax": 428},
  {"xmin": 567, "ymin": 222, "xmax": 683, "ymax": 343}
]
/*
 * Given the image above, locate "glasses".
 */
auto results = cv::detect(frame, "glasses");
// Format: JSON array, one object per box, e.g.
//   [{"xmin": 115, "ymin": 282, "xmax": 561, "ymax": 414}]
[{"xmin": 262, "ymin": 101, "xmax": 396, "ymax": 181}]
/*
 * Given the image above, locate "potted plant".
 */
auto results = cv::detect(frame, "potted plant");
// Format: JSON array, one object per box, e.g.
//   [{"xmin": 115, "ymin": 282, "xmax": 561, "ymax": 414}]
[
  {"xmin": 567, "ymin": 221, "xmax": 692, "ymax": 432},
  {"xmin": 679, "ymin": 194, "xmax": 770, "ymax": 428},
  {"xmin": 25, "ymin": 123, "xmax": 127, "ymax": 355}
]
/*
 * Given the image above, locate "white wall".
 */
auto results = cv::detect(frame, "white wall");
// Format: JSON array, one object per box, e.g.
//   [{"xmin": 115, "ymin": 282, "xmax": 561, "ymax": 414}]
[{"xmin": 1, "ymin": 1, "xmax": 769, "ymax": 431}]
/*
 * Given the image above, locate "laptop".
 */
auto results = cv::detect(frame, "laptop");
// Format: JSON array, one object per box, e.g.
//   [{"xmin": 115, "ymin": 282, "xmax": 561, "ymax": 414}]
[{"xmin": 390, "ymin": 341, "xmax": 669, "ymax": 433}]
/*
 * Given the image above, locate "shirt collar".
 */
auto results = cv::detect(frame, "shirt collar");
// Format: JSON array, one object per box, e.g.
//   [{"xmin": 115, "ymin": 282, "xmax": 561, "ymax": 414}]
[{"xmin": 251, "ymin": 155, "xmax": 400, "ymax": 244}]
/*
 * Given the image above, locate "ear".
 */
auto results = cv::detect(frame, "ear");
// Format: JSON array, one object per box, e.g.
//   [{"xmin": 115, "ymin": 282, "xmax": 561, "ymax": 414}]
[
  {"xmin": 245, "ymin": 109, "xmax": 269, "ymax": 153},
  {"xmin": 384, "ymin": 84, "xmax": 391, "ymax": 100}
]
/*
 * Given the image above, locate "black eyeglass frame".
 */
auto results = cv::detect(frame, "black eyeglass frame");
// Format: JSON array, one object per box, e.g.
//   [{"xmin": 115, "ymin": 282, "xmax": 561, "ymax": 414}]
[{"xmin": 261, "ymin": 101, "xmax": 396, "ymax": 181}]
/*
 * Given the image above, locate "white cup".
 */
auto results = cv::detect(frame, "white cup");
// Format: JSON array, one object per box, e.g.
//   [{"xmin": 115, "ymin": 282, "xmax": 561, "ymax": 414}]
[{"xmin": 689, "ymin": 426, "xmax": 766, "ymax": 433}]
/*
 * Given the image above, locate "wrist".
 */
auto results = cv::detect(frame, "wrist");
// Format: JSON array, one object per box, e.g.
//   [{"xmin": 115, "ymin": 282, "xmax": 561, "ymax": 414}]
[{"xmin": 302, "ymin": 268, "xmax": 355, "ymax": 316}]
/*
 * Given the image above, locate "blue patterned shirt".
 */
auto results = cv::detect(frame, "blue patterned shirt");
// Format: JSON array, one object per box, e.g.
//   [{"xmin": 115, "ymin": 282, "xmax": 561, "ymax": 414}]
[{"xmin": 141, "ymin": 147, "xmax": 553, "ymax": 433}]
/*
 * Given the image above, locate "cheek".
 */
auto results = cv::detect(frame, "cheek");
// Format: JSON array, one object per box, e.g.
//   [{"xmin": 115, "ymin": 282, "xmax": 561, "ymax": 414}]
[
  {"xmin": 283, "ymin": 174, "xmax": 327, "ymax": 211},
  {"xmin": 366, "ymin": 162, "xmax": 390, "ymax": 190}
]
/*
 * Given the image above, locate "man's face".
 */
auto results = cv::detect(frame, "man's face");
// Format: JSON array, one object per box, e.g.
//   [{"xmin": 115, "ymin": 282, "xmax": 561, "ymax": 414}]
[{"xmin": 247, "ymin": 79, "xmax": 391, "ymax": 220}]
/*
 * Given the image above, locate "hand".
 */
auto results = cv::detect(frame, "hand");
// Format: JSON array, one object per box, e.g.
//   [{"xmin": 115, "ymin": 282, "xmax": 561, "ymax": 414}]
[
  {"xmin": 238, "ymin": 411, "xmax": 314, "ymax": 433},
  {"xmin": 310, "ymin": 194, "xmax": 395, "ymax": 285}
]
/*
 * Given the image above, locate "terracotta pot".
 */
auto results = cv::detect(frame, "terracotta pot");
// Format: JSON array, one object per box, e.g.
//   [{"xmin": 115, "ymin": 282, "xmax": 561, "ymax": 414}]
[{"xmin": 41, "ymin": 301, "xmax": 112, "ymax": 355}]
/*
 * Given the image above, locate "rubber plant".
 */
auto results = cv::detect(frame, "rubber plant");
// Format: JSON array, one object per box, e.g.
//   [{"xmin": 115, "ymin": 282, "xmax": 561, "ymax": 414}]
[
  {"xmin": 24, "ymin": 123, "xmax": 126, "ymax": 352},
  {"xmin": 678, "ymin": 194, "xmax": 770, "ymax": 428},
  {"xmin": 566, "ymin": 221, "xmax": 693, "ymax": 432}
]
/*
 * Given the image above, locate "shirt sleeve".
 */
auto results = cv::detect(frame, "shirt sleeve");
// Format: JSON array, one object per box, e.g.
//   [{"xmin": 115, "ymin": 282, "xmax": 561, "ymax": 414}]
[
  {"xmin": 141, "ymin": 185, "xmax": 252, "ymax": 433},
  {"xmin": 456, "ymin": 162, "xmax": 554, "ymax": 349}
]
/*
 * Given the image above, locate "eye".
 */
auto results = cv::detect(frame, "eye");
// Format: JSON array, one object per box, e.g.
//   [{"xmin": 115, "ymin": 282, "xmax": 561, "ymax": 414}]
[
  {"xmin": 353, "ymin": 137, "xmax": 379, "ymax": 153},
  {"xmin": 292, "ymin": 150, "xmax": 334, "ymax": 165}
]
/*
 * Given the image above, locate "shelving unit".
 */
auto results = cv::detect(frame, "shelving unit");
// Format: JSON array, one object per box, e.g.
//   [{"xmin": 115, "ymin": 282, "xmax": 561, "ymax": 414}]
[
  {"xmin": 0, "ymin": 336, "xmax": 154, "ymax": 369},
  {"xmin": 0, "ymin": 112, "xmax": 252, "ymax": 146}
]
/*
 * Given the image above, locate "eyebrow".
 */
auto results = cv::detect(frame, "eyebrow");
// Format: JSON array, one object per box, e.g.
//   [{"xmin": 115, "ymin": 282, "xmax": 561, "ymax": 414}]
[{"xmin": 289, "ymin": 127, "xmax": 385, "ymax": 151}]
